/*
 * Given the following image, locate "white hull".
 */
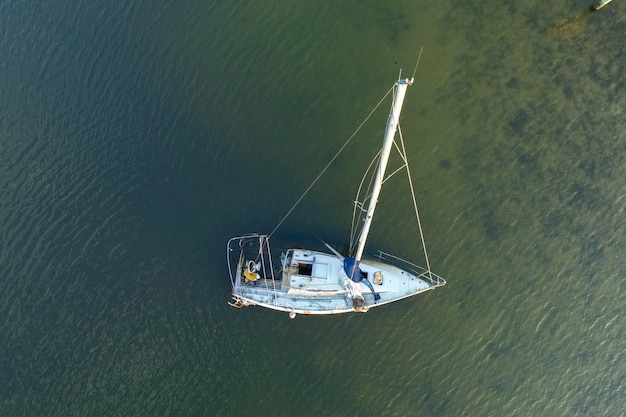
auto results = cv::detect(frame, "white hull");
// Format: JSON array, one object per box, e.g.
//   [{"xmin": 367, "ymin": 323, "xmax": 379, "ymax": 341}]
[{"xmin": 233, "ymin": 284, "xmax": 438, "ymax": 315}]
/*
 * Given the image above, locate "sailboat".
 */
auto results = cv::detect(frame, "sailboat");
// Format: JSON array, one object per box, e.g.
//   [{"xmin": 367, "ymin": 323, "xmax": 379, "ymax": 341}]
[{"xmin": 227, "ymin": 73, "xmax": 446, "ymax": 317}]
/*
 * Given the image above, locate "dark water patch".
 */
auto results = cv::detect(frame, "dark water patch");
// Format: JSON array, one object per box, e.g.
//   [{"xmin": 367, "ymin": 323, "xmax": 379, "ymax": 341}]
[
  {"xmin": 372, "ymin": 6, "xmax": 408, "ymax": 44},
  {"xmin": 505, "ymin": 76, "xmax": 519, "ymax": 89},
  {"xmin": 515, "ymin": 151, "xmax": 539, "ymax": 171},
  {"xmin": 562, "ymin": 84, "xmax": 574, "ymax": 100},
  {"xmin": 566, "ymin": 181, "xmax": 600, "ymax": 210},
  {"xmin": 579, "ymin": 234, "xmax": 604, "ymax": 266},
  {"xmin": 578, "ymin": 158, "xmax": 597, "ymax": 180},
  {"xmin": 439, "ymin": 158, "xmax": 452, "ymax": 169},
  {"xmin": 541, "ymin": 208, "xmax": 564, "ymax": 237},
  {"xmin": 421, "ymin": 382, "xmax": 450, "ymax": 417},
  {"xmin": 524, "ymin": 7, "xmax": 541, "ymax": 29},
  {"xmin": 568, "ymin": 220, "xmax": 586, "ymax": 237},
  {"xmin": 507, "ymin": 109, "xmax": 530, "ymax": 137},
  {"xmin": 479, "ymin": 197, "xmax": 508, "ymax": 240}
]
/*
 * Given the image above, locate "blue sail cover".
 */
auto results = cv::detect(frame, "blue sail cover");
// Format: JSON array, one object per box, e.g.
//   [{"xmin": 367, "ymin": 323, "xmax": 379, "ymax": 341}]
[
  {"xmin": 343, "ymin": 257, "xmax": 380, "ymax": 300},
  {"xmin": 343, "ymin": 257, "xmax": 364, "ymax": 282}
]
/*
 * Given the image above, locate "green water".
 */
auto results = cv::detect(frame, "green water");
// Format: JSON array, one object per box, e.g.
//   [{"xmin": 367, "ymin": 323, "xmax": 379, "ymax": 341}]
[{"xmin": 0, "ymin": 1, "xmax": 624, "ymax": 416}]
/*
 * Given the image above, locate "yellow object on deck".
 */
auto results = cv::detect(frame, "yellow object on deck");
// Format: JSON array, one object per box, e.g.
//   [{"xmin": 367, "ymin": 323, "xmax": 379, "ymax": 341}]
[
  {"xmin": 243, "ymin": 260, "xmax": 259, "ymax": 283},
  {"xmin": 243, "ymin": 269, "xmax": 257, "ymax": 283}
]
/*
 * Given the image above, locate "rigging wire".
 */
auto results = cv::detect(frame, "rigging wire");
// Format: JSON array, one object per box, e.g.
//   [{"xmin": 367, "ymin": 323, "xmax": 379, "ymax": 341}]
[
  {"xmin": 349, "ymin": 150, "xmax": 381, "ymax": 253},
  {"xmin": 397, "ymin": 123, "xmax": 434, "ymax": 283},
  {"xmin": 350, "ymin": 148, "xmax": 407, "ymax": 254},
  {"xmin": 411, "ymin": 46, "xmax": 424, "ymax": 81},
  {"xmin": 268, "ymin": 85, "xmax": 395, "ymax": 238}
]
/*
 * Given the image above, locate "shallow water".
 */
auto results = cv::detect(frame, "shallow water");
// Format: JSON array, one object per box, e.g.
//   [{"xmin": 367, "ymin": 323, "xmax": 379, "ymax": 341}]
[{"xmin": 1, "ymin": 1, "xmax": 624, "ymax": 416}]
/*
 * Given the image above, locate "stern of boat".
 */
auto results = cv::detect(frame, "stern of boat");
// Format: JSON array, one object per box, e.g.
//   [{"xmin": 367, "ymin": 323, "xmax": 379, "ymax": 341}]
[{"xmin": 226, "ymin": 234, "xmax": 283, "ymax": 306}]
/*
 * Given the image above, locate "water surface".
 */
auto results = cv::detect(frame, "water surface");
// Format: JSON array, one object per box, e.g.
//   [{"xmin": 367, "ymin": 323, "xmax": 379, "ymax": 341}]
[{"xmin": 1, "ymin": 1, "xmax": 624, "ymax": 416}]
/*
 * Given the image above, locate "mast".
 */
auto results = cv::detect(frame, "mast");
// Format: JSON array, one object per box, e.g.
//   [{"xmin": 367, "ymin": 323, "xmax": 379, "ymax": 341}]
[{"xmin": 353, "ymin": 78, "xmax": 412, "ymax": 263}]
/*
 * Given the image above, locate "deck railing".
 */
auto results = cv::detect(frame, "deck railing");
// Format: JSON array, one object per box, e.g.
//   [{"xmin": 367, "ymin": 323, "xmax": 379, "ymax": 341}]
[{"xmin": 227, "ymin": 234, "xmax": 280, "ymax": 292}]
